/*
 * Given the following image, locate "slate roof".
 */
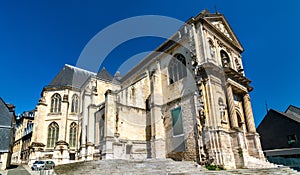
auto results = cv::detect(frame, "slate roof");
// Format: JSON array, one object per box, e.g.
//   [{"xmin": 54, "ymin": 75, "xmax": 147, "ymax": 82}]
[
  {"xmin": 0, "ymin": 98, "xmax": 13, "ymax": 152},
  {"xmin": 272, "ymin": 109, "xmax": 300, "ymax": 123},
  {"xmin": 48, "ymin": 64, "xmax": 96, "ymax": 89},
  {"xmin": 97, "ymin": 68, "xmax": 114, "ymax": 82},
  {"xmin": 0, "ymin": 98, "xmax": 12, "ymax": 127},
  {"xmin": 47, "ymin": 64, "xmax": 120, "ymax": 90},
  {"xmin": 285, "ymin": 105, "xmax": 300, "ymax": 117}
]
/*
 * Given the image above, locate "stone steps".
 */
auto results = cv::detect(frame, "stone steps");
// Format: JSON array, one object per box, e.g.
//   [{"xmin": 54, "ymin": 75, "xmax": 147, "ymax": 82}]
[
  {"xmin": 51, "ymin": 159, "xmax": 300, "ymax": 175},
  {"xmin": 245, "ymin": 156, "xmax": 279, "ymax": 169}
]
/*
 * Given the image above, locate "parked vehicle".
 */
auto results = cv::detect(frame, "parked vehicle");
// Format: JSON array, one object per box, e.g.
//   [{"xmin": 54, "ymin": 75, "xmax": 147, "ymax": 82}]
[{"xmin": 31, "ymin": 160, "xmax": 55, "ymax": 170}]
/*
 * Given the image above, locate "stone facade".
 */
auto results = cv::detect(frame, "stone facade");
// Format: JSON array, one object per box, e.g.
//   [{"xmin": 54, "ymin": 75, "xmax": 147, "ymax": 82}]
[
  {"xmin": 12, "ymin": 110, "xmax": 34, "ymax": 164},
  {"xmin": 29, "ymin": 10, "xmax": 265, "ymax": 169}
]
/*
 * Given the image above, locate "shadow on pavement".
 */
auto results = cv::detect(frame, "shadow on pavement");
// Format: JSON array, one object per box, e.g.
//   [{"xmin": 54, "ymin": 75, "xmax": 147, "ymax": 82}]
[{"xmin": 6, "ymin": 164, "xmax": 18, "ymax": 170}]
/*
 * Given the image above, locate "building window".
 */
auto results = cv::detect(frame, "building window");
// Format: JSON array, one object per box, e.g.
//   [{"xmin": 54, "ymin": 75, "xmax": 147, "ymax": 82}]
[
  {"xmin": 169, "ymin": 54, "xmax": 187, "ymax": 84},
  {"xmin": 99, "ymin": 115, "xmax": 105, "ymax": 141},
  {"xmin": 236, "ymin": 112, "xmax": 243, "ymax": 128},
  {"xmin": 71, "ymin": 95, "xmax": 79, "ymax": 113},
  {"xmin": 171, "ymin": 107, "xmax": 184, "ymax": 136},
  {"xmin": 220, "ymin": 50, "xmax": 230, "ymax": 68},
  {"xmin": 234, "ymin": 94, "xmax": 241, "ymax": 102},
  {"xmin": 47, "ymin": 122, "xmax": 59, "ymax": 148},
  {"xmin": 69, "ymin": 122, "xmax": 77, "ymax": 148},
  {"xmin": 69, "ymin": 153, "xmax": 75, "ymax": 160},
  {"xmin": 288, "ymin": 134, "xmax": 298, "ymax": 145},
  {"xmin": 50, "ymin": 94, "xmax": 61, "ymax": 113}
]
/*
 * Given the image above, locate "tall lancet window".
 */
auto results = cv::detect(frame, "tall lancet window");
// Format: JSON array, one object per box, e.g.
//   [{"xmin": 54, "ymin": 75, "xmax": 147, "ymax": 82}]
[
  {"xmin": 47, "ymin": 122, "xmax": 59, "ymax": 148},
  {"xmin": 71, "ymin": 95, "xmax": 79, "ymax": 113},
  {"xmin": 50, "ymin": 93, "xmax": 61, "ymax": 113},
  {"xmin": 69, "ymin": 122, "xmax": 77, "ymax": 148},
  {"xmin": 168, "ymin": 53, "xmax": 187, "ymax": 84}
]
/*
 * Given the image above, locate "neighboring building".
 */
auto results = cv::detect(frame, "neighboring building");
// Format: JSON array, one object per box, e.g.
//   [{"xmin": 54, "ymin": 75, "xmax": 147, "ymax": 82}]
[
  {"xmin": 257, "ymin": 105, "xmax": 300, "ymax": 168},
  {"xmin": 12, "ymin": 110, "xmax": 34, "ymax": 164},
  {"xmin": 30, "ymin": 10, "xmax": 265, "ymax": 169},
  {"xmin": 0, "ymin": 98, "xmax": 16, "ymax": 170}
]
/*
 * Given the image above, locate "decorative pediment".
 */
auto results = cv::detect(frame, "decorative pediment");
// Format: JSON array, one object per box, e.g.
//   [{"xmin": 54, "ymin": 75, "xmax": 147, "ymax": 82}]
[
  {"xmin": 211, "ymin": 21, "xmax": 232, "ymax": 40},
  {"xmin": 203, "ymin": 14, "xmax": 243, "ymax": 52}
]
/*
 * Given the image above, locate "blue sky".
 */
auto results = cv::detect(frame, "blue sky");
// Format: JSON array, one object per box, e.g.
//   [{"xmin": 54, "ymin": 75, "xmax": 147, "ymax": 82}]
[{"xmin": 0, "ymin": 1, "xmax": 299, "ymax": 126}]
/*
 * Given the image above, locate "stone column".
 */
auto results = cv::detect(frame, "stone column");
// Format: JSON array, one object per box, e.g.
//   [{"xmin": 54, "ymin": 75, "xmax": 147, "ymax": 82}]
[
  {"xmin": 226, "ymin": 84, "xmax": 238, "ymax": 128},
  {"xmin": 243, "ymin": 94, "xmax": 256, "ymax": 133},
  {"xmin": 87, "ymin": 104, "xmax": 97, "ymax": 144}
]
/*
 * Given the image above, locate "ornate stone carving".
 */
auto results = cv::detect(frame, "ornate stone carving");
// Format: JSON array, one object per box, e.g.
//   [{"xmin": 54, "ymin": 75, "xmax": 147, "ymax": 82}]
[{"xmin": 211, "ymin": 21, "xmax": 232, "ymax": 40}]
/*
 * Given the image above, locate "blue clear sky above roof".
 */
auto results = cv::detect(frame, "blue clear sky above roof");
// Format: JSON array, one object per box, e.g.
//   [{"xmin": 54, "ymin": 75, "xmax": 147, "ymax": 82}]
[{"xmin": 0, "ymin": 0, "xmax": 299, "ymax": 126}]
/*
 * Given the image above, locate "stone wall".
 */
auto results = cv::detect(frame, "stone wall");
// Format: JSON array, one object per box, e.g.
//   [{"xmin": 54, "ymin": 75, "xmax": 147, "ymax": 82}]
[{"xmin": 164, "ymin": 95, "xmax": 198, "ymax": 161}]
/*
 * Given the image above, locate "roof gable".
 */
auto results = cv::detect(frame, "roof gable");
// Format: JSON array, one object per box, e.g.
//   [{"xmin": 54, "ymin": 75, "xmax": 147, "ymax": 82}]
[
  {"xmin": 97, "ymin": 68, "xmax": 114, "ymax": 82},
  {"xmin": 257, "ymin": 109, "xmax": 300, "ymax": 132},
  {"xmin": 203, "ymin": 14, "xmax": 243, "ymax": 52}
]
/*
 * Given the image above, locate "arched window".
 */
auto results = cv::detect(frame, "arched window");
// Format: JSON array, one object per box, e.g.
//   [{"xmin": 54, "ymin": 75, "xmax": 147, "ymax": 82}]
[
  {"xmin": 69, "ymin": 122, "xmax": 77, "ymax": 147},
  {"xmin": 50, "ymin": 94, "xmax": 61, "ymax": 113},
  {"xmin": 47, "ymin": 122, "xmax": 59, "ymax": 148},
  {"xmin": 208, "ymin": 40, "xmax": 215, "ymax": 59},
  {"xmin": 71, "ymin": 95, "xmax": 79, "ymax": 113},
  {"xmin": 220, "ymin": 50, "xmax": 230, "ymax": 68},
  {"xmin": 236, "ymin": 112, "xmax": 243, "ymax": 128},
  {"xmin": 168, "ymin": 54, "xmax": 187, "ymax": 84}
]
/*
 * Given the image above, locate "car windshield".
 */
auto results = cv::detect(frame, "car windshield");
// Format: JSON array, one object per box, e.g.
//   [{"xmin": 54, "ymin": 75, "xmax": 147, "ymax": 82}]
[{"xmin": 35, "ymin": 161, "xmax": 44, "ymax": 164}]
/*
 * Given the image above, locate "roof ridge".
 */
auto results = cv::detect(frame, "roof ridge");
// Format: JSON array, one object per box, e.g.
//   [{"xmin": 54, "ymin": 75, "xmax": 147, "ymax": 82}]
[
  {"xmin": 272, "ymin": 109, "xmax": 300, "ymax": 123},
  {"xmin": 97, "ymin": 67, "xmax": 114, "ymax": 81},
  {"xmin": 64, "ymin": 64, "xmax": 96, "ymax": 75}
]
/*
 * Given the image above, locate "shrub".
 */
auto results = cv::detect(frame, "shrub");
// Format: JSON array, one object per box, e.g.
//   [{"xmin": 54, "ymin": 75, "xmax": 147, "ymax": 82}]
[{"xmin": 205, "ymin": 164, "xmax": 226, "ymax": 171}]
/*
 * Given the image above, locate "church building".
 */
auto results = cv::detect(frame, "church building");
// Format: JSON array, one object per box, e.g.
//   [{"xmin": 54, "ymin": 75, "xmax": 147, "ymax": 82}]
[{"xmin": 29, "ymin": 10, "xmax": 265, "ymax": 169}]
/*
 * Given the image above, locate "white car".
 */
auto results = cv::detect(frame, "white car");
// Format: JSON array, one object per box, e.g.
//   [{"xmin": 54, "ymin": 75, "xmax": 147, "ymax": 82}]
[{"xmin": 31, "ymin": 160, "xmax": 55, "ymax": 170}]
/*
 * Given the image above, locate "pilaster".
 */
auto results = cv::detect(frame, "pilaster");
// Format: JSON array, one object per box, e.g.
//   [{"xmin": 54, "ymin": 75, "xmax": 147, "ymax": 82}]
[{"xmin": 150, "ymin": 62, "xmax": 166, "ymax": 158}]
